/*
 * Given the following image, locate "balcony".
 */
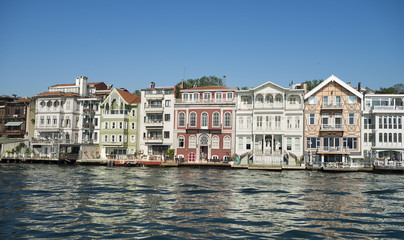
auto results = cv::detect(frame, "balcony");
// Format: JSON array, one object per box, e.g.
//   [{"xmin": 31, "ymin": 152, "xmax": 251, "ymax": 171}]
[
  {"xmin": 144, "ymin": 136, "xmax": 163, "ymax": 143},
  {"xmin": 145, "ymin": 120, "xmax": 163, "ymax": 128},
  {"xmin": 144, "ymin": 105, "xmax": 163, "ymax": 113},
  {"xmin": 83, "ymin": 108, "xmax": 96, "ymax": 116},
  {"xmin": 82, "ymin": 122, "xmax": 95, "ymax": 129},
  {"xmin": 322, "ymin": 102, "xmax": 344, "ymax": 109},
  {"xmin": 317, "ymin": 146, "xmax": 350, "ymax": 154},
  {"xmin": 320, "ymin": 124, "xmax": 344, "ymax": 131},
  {"xmin": 103, "ymin": 110, "xmax": 128, "ymax": 119},
  {"xmin": 5, "ymin": 129, "xmax": 25, "ymax": 136}
]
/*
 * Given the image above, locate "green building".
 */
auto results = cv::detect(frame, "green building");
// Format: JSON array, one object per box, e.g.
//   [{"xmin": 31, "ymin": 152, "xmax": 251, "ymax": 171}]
[{"xmin": 99, "ymin": 89, "xmax": 140, "ymax": 159}]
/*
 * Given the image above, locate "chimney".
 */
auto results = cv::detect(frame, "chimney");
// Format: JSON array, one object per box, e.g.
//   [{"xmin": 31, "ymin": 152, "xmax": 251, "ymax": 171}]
[
  {"xmin": 223, "ymin": 76, "xmax": 226, "ymax": 86},
  {"xmin": 150, "ymin": 82, "xmax": 155, "ymax": 89},
  {"xmin": 358, "ymin": 82, "xmax": 361, "ymax": 92}
]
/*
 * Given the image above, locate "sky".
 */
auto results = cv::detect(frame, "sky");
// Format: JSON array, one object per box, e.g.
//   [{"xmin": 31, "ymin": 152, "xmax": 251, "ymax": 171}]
[{"xmin": 0, "ymin": 0, "xmax": 403, "ymax": 97}]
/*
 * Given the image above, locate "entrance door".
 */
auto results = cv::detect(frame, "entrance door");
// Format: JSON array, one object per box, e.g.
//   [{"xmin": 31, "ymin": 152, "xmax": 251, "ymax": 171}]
[{"xmin": 200, "ymin": 146, "xmax": 208, "ymax": 161}]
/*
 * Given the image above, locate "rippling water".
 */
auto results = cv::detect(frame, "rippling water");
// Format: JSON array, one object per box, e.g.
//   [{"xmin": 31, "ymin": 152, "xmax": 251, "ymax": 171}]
[{"xmin": 1, "ymin": 164, "xmax": 404, "ymax": 239}]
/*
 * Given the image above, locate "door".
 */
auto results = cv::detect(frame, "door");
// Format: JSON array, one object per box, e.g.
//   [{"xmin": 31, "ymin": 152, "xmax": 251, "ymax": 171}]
[{"xmin": 200, "ymin": 146, "xmax": 208, "ymax": 161}]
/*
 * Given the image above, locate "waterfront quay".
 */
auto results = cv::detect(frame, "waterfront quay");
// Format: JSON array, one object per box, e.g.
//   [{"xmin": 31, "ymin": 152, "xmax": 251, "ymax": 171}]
[{"xmin": 2, "ymin": 156, "xmax": 404, "ymax": 173}]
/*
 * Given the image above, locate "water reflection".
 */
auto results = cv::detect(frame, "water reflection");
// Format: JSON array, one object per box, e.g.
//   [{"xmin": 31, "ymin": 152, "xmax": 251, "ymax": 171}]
[{"xmin": 0, "ymin": 164, "xmax": 404, "ymax": 239}]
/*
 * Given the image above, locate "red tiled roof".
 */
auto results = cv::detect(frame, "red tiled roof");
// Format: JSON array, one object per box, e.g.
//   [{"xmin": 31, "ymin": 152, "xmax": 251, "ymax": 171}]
[
  {"xmin": 49, "ymin": 82, "xmax": 103, "ymax": 88},
  {"xmin": 35, "ymin": 92, "xmax": 79, "ymax": 97},
  {"xmin": 116, "ymin": 89, "xmax": 141, "ymax": 104}
]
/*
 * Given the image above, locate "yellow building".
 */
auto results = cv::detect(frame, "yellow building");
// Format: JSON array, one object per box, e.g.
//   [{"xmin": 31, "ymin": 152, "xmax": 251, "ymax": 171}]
[{"xmin": 304, "ymin": 75, "xmax": 362, "ymax": 167}]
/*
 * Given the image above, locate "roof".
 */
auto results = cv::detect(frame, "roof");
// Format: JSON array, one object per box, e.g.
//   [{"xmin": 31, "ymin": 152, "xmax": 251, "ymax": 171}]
[
  {"xmin": 182, "ymin": 86, "xmax": 237, "ymax": 92},
  {"xmin": 116, "ymin": 89, "xmax": 141, "ymax": 104},
  {"xmin": 49, "ymin": 82, "xmax": 104, "ymax": 88},
  {"xmin": 304, "ymin": 75, "xmax": 363, "ymax": 100},
  {"xmin": 35, "ymin": 92, "xmax": 79, "ymax": 97}
]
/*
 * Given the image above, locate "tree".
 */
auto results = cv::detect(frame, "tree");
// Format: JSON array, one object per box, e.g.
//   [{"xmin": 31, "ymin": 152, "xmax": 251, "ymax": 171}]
[
  {"xmin": 175, "ymin": 76, "xmax": 224, "ymax": 98},
  {"xmin": 177, "ymin": 76, "xmax": 223, "ymax": 89},
  {"xmin": 304, "ymin": 79, "xmax": 324, "ymax": 91},
  {"xmin": 241, "ymin": 87, "xmax": 249, "ymax": 90},
  {"xmin": 133, "ymin": 90, "xmax": 141, "ymax": 96},
  {"xmin": 375, "ymin": 83, "xmax": 404, "ymax": 94}
]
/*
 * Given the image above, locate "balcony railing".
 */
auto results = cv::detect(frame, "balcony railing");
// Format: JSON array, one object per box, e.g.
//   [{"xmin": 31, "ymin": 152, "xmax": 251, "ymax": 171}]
[
  {"xmin": 366, "ymin": 106, "xmax": 404, "ymax": 111},
  {"xmin": 322, "ymin": 102, "xmax": 343, "ymax": 108},
  {"xmin": 143, "ymin": 136, "xmax": 163, "ymax": 143},
  {"xmin": 321, "ymin": 124, "xmax": 344, "ymax": 130},
  {"xmin": 318, "ymin": 146, "xmax": 351, "ymax": 153}
]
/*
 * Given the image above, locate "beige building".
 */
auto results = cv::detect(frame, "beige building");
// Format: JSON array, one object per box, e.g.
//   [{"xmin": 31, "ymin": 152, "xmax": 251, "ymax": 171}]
[{"xmin": 304, "ymin": 75, "xmax": 362, "ymax": 166}]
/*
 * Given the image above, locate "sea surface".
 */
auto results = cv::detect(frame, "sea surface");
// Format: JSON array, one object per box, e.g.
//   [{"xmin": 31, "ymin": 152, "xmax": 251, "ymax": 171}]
[{"xmin": 1, "ymin": 164, "xmax": 404, "ymax": 239}]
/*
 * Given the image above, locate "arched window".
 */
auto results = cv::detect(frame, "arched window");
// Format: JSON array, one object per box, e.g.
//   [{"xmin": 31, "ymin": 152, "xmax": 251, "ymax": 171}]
[
  {"xmin": 389, "ymin": 133, "xmax": 392, "ymax": 143},
  {"xmin": 379, "ymin": 133, "xmax": 383, "ymax": 143},
  {"xmin": 212, "ymin": 136, "xmax": 219, "ymax": 149},
  {"xmin": 213, "ymin": 112, "xmax": 220, "ymax": 127},
  {"xmin": 190, "ymin": 112, "xmax": 196, "ymax": 127},
  {"xmin": 266, "ymin": 94, "xmax": 273, "ymax": 103},
  {"xmin": 399, "ymin": 133, "xmax": 402, "ymax": 143},
  {"xmin": 178, "ymin": 112, "xmax": 185, "ymax": 127},
  {"xmin": 201, "ymin": 112, "xmax": 208, "ymax": 127},
  {"xmin": 189, "ymin": 135, "xmax": 196, "ymax": 148},
  {"xmin": 54, "ymin": 100, "xmax": 59, "ymax": 107},
  {"xmin": 223, "ymin": 136, "xmax": 231, "ymax": 149},
  {"xmin": 275, "ymin": 94, "xmax": 283, "ymax": 104},
  {"xmin": 224, "ymin": 112, "xmax": 231, "ymax": 127},
  {"xmin": 384, "ymin": 133, "xmax": 387, "ymax": 143},
  {"xmin": 178, "ymin": 135, "xmax": 185, "ymax": 148},
  {"xmin": 256, "ymin": 94, "xmax": 264, "ymax": 103},
  {"xmin": 394, "ymin": 133, "xmax": 397, "ymax": 142}
]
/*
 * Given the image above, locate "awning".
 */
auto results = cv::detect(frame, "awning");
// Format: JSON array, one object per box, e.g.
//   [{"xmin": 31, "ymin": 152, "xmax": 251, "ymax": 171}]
[
  {"xmin": 5, "ymin": 121, "xmax": 24, "ymax": 127},
  {"xmin": 349, "ymin": 155, "xmax": 364, "ymax": 159}
]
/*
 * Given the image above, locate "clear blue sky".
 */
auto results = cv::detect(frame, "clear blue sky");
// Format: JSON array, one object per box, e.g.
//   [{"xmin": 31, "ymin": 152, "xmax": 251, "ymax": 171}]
[{"xmin": 1, "ymin": 0, "xmax": 403, "ymax": 97}]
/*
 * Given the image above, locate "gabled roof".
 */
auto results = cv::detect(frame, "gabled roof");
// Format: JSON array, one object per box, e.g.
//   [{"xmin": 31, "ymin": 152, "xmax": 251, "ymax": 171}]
[
  {"xmin": 35, "ymin": 92, "xmax": 79, "ymax": 97},
  {"xmin": 304, "ymin": 75, "xmax": 363, "ymax": 100},
  {"xmin": 116, "ymin": 89, "xmax": 141, "ymax": 104}
]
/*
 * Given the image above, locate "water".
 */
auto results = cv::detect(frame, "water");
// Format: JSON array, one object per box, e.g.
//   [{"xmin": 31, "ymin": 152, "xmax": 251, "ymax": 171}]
[{"xmin": 1, "ymin": 164, "xmax": 404, "ymax": 239}]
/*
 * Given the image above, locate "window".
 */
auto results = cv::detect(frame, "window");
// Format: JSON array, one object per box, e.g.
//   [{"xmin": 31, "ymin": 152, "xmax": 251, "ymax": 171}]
[
  {"xmin": 119, "ymin": 122, "xmax": 123, "ymax": 129},
  {"xmin": 364, "ymin": 133, "xmax": 368, "ymax": 143},
  {"xmin": 111, "ymin": 135, "xmax": 116, "ymax": 143},
  {"xmin": 256, "ymin": 94, "xmax": 263, "ymax": 103},
  {"xmin": 348, "ymin": 113, "xmax": 355, "ymax": 125},
  {"xmin": 389, "ymin": 117, "xmax": 392, "ymax": 129},
  {"xmin": 295, "ymin": 116, "xmax": 300, "ymax": 128},
  {"xmin": 322, "ymin": 96, "xmax": 329, "ymax": 107},
  {"xmin": 389, "ymin": 133, "xmax": 392, "ymax": 143},
  {"xmin": 213, "ymin": 112, "xmax": 220, "ymax": 127},
  {"xmin": 238, "ymin": 137, "xmax": 243, "ymax": 150},
  {"xmin": 275, "ymin": 116, "xmax": 281, "ymax": 128},
  {"xmin": 379, "ymin": 116, "xmax": 383, "ymax": 129},
  {"xmin": 307, "ymin": 137, "xmax": 320, "ymax": 149},
  {"xmin": 130, "ymin": 135, "xmax": 135, "ymax": 143},
  {"xmin": 394, "ymin": 133, "xmax": 397, "ymax": 143},
  {"xmin": 53, "ymin": 117, "xmax": 57, "ymax": 125},
  {"xmin": 309, "ymin": 96, "xmax": 316, "ymax": 104},
  {"xmin": 183, "ymin": 93, "xmax": 188, "ymax": 101},
  {"xmin": 223, "ymin": 136, "xmax": 231, "ymax": 149},
  {"xmin": 289, "ymin": 97, "xmax": 297, "ymax": 105},
  {"xmin": 190, "ymin": 112, "xmax": 196, "ymax": 127},
  {"xmin": 384, "ymin": 133, "xmax": 388, "ymax": 143},
  {"xmin": 47, "ymin": 117, "xmax": 51, "ymax": 125},
  {"xmin": 246, "ymin": 137, "xmax": 251, "ymax": 150},
  {"xmin": 343, "ymin": 138, "xmax": 358, "ymax": 150},
  {"xmin": 294, "ymin": 138, "xmax": 300, "ymax": 151},
  {"xmin": 131, "ymin": 122, "xmax": 136, "ymax": 130},
  {"xmin": 287, "ymin": 138, "xmax": 292, "ymax": 150},
  {"xmin": 266, "ymin": 94, "xmax": 273, "ymax": 103},
  {"xmin": 215, "ymin": 92, "xmax": 222, "ymax": 101},
  {"xmin": 347, "ymin": 96, "xmax": 357, "ymax": 104},
  {"xmin": 131, "ymin": 110, "xmax": 136, "ymax": 117},
  {"xmin": 165, "ymin": 100, "xmax": 171, "ymax": 107},
  {"xmin": 189, "ymin": 135, "xmax": 196, "ymax": 148},
  {"xmin": 224, "ymin": 112, "xmax": 231, "ymax": 127},
  {"xmin": 94, "ymin": 132, "xmax": 98, "ymax": 142},
  {"xmin": 309, "ymin": 114, "xmax": 316, "ymax": 125},
  {"xmin": 112, "ymin": 122, "xmax": 116, "ymax": 129},
  {"xmin": 227, "ymin": 92, "xmax": 233, "ymax": 99},
  {"xmin": 104, "ymin": 135, "xmax": 108, "ymax": 142},
  {"xmin": 399, "ymin": 117, "xmax": 402, "ymax": 129},
  {"xmin": 399, "ymin": 133, "xmax": 402, "ymax": 143},
  {"xmin": 379, "ymin": 133, "xmax": 383, "ymax": 143},
  {"xmin": 203, "ymin": 92, "xmax": 211, "ymax": 100},
  {"xmin": 257, "ymin": 116, "xmax": 262, "ymax": 128},
  {"xmin": 202, "ymin": 112, "xmax": 208, "ymax": 127},
  {"xmin": 104, "ymin": 121, "xmax": 109, "ymax": 129},
  {"xmin": 118, "ymin": 135, "xmax": 123, "ymax": 142},
  {"xmin": 178, "ymin": 112, "xmax": 185, "ymax": 127},
  {"xmin": 178, "ymin": 136, "xmax": 185, "ymax": 148},
  {"xmin": 165, "ymin": 114, "xmax": 170, "ymax": 121},
  {"xmin": 212, "ymin": 136, "xmax": 219, "ymax": 149},
  {"xmin": 164, "ymin": 131, "xmax": 170, "ymax": 139},
  {"xmin": 384, "ymin": 117, "xmax": 388, "ymax": 129}
]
